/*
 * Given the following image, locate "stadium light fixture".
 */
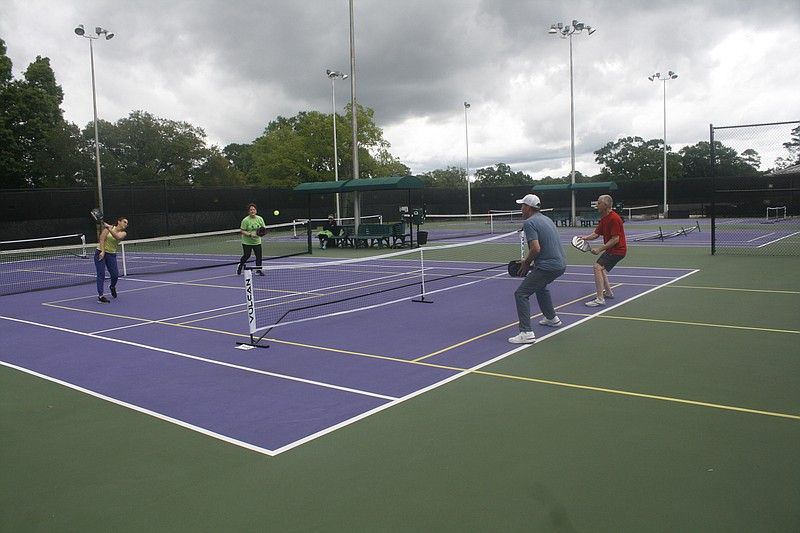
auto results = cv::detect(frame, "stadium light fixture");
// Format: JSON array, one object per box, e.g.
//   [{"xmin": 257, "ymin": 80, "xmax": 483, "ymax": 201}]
[
  {"xmin": 549, "ymin": 19, "xmax": 595, "ymax": 226},
  {"xmin": 327, "ymin": 69, "xmax": 348, "ymax": 222},
  {"xmin": 74, "ymin": 24, "xmax": 114, "ymax": 214},
  {"xmin": 464, "ymin": 102, "xmax": 472, "ymax": 217},
  {"xmin": 650, "ymin": 70, "xmax": 678, "ymax": 218}
]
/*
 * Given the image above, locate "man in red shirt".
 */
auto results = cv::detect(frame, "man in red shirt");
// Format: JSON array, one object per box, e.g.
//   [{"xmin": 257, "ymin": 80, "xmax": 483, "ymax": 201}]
[{"xmin": 579, "ymin": 194, "xmax": 626, "ymax": 307}]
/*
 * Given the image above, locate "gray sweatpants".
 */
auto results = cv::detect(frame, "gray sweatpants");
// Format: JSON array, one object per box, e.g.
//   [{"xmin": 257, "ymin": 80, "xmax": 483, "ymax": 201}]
[{"xmin": 514, "ymin": 267, "xmax": 566, "ymax": 332}]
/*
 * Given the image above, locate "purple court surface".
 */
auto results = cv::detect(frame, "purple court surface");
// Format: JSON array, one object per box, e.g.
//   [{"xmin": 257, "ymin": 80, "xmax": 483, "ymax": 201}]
[{"xmin": 1, "ymin": 255, "xmax": 697, "ymax": 455}]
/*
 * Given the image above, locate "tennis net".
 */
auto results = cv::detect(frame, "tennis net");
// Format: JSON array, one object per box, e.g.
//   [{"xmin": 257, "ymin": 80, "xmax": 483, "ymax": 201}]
[
  {"xmin": 0, "ymin": 233, "xmax": 86, "ymax": 253},
  {"xmin": 414, "ymin": 212, "xmax": 523, "ymax": 242},
  {"xmin": 0, "ymin": 225, "xmax": 311, "ymax": 297},
  {"xmin": 0, "ymin": 242, "xmax": 94, "ymax": 296},
  {"xmin": 623, "ymin": 205, "xmax": 660, "ymax": 220},
  {"xmin": 765, "ymin": 206, "xmax": 787, "ymax": 223},
  {"xmin": 240, "ymin": 230, "xmax": 525, "ymax": 347},
  {"xmin": 119, "ymin": 224, "xmax": 310, "ymax": 276}
]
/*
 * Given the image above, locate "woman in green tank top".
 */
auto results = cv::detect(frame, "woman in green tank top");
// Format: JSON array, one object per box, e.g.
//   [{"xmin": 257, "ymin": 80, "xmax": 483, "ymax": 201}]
[{"xmin": 95, "ymin": 217, "xmax": 129, "ymax": 303}]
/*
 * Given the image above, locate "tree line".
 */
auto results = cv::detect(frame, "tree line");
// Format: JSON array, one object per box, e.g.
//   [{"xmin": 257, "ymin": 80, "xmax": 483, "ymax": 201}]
[{"xmin": 2, "ymin": 37, "xmax": 798, "ymax": 191}]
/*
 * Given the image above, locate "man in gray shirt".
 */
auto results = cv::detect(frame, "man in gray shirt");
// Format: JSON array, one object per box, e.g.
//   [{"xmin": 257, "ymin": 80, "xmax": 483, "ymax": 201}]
[{"xmin": 509, "ymin": 194, "xmax": 567, "ymax": 344}]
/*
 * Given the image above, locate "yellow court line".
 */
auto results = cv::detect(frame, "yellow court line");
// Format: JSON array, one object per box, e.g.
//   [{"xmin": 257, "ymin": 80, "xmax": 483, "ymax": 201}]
[
  {"xmin": 412, "ymin": 287, "xmax": 601, "ymax": 362},
  {"xmin": 591, "ymin": 314, "xmax": 800, "ymax": 335},
  {"xmin": 36, "ymin": 277, "xmax": 799, "ymax": 421},
  {"xmin": 668, "ymin": 284, "xmax": 800, "ymax": 295},
  {"xmin": 468, "ymin": 369, "xmax": 800, "ymax": 421},
  {"xmin": 259, "ymin": 335, "xmax": 800, "ymax": 420},
  {"xmin": 42, "ymin": 302, "xmax": 253, "ymax": 338}
]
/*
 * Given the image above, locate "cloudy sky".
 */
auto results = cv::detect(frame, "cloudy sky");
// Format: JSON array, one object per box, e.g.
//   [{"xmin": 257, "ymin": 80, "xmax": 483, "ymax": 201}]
[{"xmin": 2, "ymin": 0, "xmax": 799, "ymax": 179}]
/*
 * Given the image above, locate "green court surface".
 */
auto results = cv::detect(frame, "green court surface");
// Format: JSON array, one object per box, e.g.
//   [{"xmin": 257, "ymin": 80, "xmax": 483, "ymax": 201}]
[{"xmin": 1, "ymin": 243, "xmax": 798, "ymax": 532}]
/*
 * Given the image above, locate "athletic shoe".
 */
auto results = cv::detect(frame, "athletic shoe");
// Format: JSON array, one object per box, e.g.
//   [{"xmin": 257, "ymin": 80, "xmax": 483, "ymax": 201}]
[
  {"xmin": 254, "ymin": 270, "xmax": 264, "ymax": 276},
  {"xmin": 539, "ymin": 316, "xmax": 562, "ymax": 327},
  {"xmin": 508, "ymin": 331, "xmax": 536, "ymax": 344},
  {"xmin": 604, "ymin": 290, "xmax": 615, "ymax": 299},
  {"xmin": 322, "ymin": 243, "xmax": 326, "ymax": 250},
  {"xmin": 237, "ymin": 263, "xmax": 243, "ymax": 275},
  {"xmin": 110, "ymin": 286, "xmax": 117, "ymax": 298},
  {"xmin": 585, "ymin": 298, "xmax": 606, "ymax": 307},
  {"xmin": 98, "ymin": 296, "xmax": 111, "ymax": 304}
]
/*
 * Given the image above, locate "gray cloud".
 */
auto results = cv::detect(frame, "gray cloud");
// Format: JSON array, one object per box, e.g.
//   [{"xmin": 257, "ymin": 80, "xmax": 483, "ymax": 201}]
[{"xmin": 2, "ymin": 0, "xmax": 798, "ymax": 179}]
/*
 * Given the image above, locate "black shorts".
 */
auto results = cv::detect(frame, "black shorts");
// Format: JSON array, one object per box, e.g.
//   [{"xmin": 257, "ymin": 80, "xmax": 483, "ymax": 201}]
[{"xmin": 597, "ymin": 252, "xmax": 625, "ymax": 272}]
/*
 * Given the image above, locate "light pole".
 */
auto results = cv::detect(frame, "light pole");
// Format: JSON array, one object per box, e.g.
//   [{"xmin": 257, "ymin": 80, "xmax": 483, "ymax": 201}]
[
  {"xmin": 74, "ymin": 24, "xmax": 114, "ymax": 215},
  {"xmin": 649, "ymin": 71, "xmax": 678, "ymax": 219},
  {"xmin": 327, "ymin": 69, "xmax": 348, "ymax": 222},
  {"xmin": 549, "ymin": 20, "xmax": 595, "ymax": 226},
  {"xmin": 464, "ymin": 102, "xmax": 471, "ymax": 217},
  {"xmin": 348, "ymin": 0, "xmax": 359, "ymax": 181}
]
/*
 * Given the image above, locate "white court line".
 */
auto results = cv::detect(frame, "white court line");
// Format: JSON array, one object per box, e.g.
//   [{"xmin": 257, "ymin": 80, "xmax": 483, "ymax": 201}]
[
  {"xmin": 2, "ymin": 265, "xmax": 701, "ymax": 456},
  {"xmin": 0, "ymin": 315, "xmax": 397, "ymax": 402},
  {"xmin": 756, "ymin": 231, "xmax": 800, "ymax": 248}
]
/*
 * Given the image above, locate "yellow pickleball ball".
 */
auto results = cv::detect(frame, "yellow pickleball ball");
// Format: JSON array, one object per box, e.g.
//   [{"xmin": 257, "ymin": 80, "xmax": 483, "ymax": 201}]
[{"xmin": 273, "ymin": 210, "xmax": 280, "ymax": 216}]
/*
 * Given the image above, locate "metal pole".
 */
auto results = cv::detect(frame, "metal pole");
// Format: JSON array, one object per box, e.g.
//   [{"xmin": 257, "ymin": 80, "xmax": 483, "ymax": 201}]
[
  {"xmin": 549, "ymin": 21, "xmax": 594, "ymax": 226},
  {"xmin": 568, "ymin": 34, "xmax": 576, "ymax": 226},
  {"xmin": 662, "ymin": 79, "xmax": 668, "ymax": 219},
  {"xmin": 349, "ymin": 0, "xmax": 359, "ymax": 182},
  {"xmin": 331, "ymin": 77, "xmax": 341, "ymax": 222},
  {"xmin": 464, "ymin": 102, "xmax": 471, "ymax": 217},
  {"xmin": 89, "ymin": 38, "xmax": 104, "ymax": 214}
]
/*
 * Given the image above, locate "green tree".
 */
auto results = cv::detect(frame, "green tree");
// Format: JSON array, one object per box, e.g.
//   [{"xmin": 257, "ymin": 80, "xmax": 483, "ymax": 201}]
[
  {"xmin": 741, "ymin": 148, "xmax": 761, "ymax": 170},
  {"xmin": 419, "ymin": 166, "xmax": 466, "ymax": 188},
  {"xmin": 773, "ymin": 125, "xmax": 800, "ymax": 169},
  {"xmin": 594, "ymin": 136, "xmax": 682, "ymax": 181},
  {"xmin": 193, "ymin": 145, "xmax": 247, "ymax": 186},
  {"xmin": 679, "ymin": 141, "xmax": 760, "ymax": 177},
  {"xmin": 473, "ymin": 163, "xmax": 533, "ymax": 187},
  {"xmin": 92, "ymin": 111, "xmax": 219, "ymax": 185},
  {"xmin": 246, "ymin": 104, "xmax": 407, "ymax": 187},
  {"xmin": 0, "ymin": 48, "xmax": 86, "ymax": 188},
  {"xmin": 533, "ymin": 175, "xmax": 569, "ymax": 185},
  {"xmin": 224, "ymin": 143, "xmax": 256, "ymax": 178}
]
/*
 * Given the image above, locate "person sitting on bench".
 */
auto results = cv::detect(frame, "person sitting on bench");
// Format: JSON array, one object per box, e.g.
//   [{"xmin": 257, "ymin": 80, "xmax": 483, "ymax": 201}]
[{"xmin": 317, "ymin": 214, "xmax": 340, "ymax": 249}]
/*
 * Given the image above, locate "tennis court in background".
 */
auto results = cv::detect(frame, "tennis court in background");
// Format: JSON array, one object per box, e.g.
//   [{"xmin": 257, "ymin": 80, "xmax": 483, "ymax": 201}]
[{"xmin": 1, "ymin": 221, "xmax": 798, "ymax": 531}]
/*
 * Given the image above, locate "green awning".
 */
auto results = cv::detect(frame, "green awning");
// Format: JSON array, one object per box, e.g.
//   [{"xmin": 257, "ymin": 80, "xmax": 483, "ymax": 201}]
[
  {"xmin": 568, "ymin": 181, "xmax": 618, "ymax": 190},
  {"xmin": 293, "ymin": 175, "xmax": 424, "ymax": 194},
  {"xmin": 532, "ymin": 183, "xmax": 570, "ymax": 191},
  {"xmin": 293, "ymin": 181, "xmax": 347, "ymax": 194}
]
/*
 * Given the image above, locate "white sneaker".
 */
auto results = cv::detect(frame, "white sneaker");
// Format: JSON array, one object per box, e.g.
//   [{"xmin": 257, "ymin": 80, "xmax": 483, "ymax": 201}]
[
  {"xmin": 508, "ymin": 331, "xmax": 536, "ymax": 344},
  {"xmin": 604, "ymin": 290, "xmax": 615, "ymax": 299},
  {"xmin": 539, "ymin": 316, "xmax": 562, "ymax": 327},
  {"xmin": 585, "ymin": 298, "xmax": 606, "ymax": 307}
]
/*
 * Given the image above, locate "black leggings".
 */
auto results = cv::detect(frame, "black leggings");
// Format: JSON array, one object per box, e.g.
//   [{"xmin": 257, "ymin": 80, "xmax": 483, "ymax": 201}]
[{"xmin": 239, "ymin": 243, "xmax": 262, "ymax": 268}]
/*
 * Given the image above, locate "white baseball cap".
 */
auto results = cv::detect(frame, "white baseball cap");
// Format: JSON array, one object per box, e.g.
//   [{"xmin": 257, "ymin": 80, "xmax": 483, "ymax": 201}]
[{"xmin": 515, "ymin": 194, "xmax": 541, "ymax": 208}]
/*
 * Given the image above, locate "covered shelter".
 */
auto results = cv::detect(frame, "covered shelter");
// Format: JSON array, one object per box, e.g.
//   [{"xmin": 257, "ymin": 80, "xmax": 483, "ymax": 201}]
[{"xmin": 293, "ymin": 175, "xmax": 425, "ymax": 245}]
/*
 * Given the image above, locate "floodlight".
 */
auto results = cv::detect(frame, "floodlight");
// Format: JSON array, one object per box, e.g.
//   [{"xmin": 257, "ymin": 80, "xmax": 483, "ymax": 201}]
[{"xmin": 74, "ymin": 24, "xmax": 85, "ymax": 36}]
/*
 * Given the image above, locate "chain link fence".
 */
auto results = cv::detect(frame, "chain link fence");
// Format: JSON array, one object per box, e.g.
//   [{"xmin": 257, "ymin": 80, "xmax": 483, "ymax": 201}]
[{"xmin": 711, "ymin": 121, "xmax": 800, "ymax": 256}]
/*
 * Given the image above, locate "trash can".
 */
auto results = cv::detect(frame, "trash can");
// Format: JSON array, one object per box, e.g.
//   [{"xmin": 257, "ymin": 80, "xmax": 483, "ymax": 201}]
[{"xmin": 417, "ymin": 231, "xmax": 428, "ymax": 245}]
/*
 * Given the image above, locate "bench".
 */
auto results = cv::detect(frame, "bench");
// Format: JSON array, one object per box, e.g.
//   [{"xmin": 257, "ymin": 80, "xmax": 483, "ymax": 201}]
[
  {"xmin": 546, "ymin": 210, "xmax": 571, "ymax": 226},
  {"xmin": 390, "ymin": 222, "xmax": 412, "ymax": 247},
  {"xmin": 351, "ymin": 224, "xmax": 393, "ymax": 248},
  {"xmin": 579, "ymin": 212, "xmax": 601, "ymax": 226},
  {"xmin": 321, "ymin": 225, "xmax": 354, "ymax": 248}
]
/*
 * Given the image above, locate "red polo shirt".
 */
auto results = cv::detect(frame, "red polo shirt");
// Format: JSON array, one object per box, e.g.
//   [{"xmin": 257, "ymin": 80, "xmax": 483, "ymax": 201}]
[{"xmin": 597, "ymin": 210, "xmax": 626, "ymax": 256}]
